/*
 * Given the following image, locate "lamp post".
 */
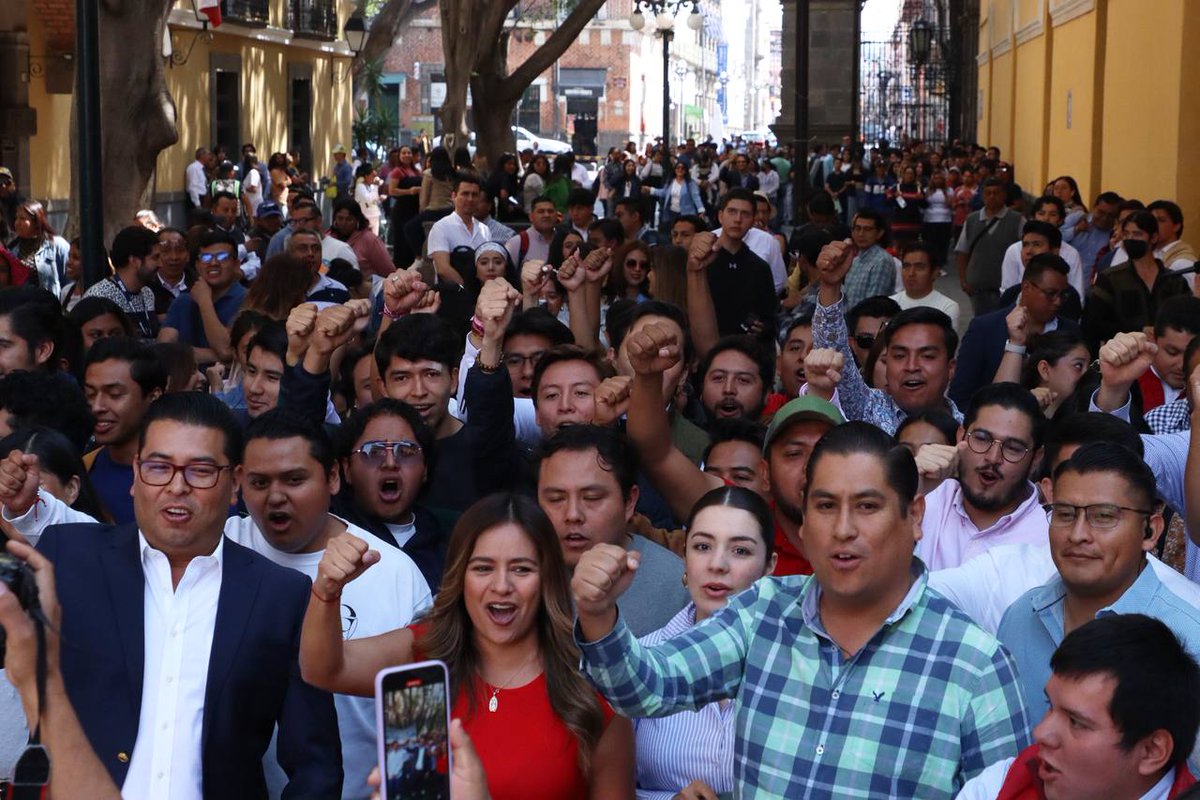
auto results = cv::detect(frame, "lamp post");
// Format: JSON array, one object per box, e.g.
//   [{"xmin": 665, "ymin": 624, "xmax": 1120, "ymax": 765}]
[
  {"xmin": 332, "ymin": 12, "xmax": 368, "ymax": 84},
  {"xmin": 630, "ymin": 1, "xmax": 702, "ymax": 149},
  {"xmin": 907, "ymin": 19, "xmax": 933, "ymax": 140}
]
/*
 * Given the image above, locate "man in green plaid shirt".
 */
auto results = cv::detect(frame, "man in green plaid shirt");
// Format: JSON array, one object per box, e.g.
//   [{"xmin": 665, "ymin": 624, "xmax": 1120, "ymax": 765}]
[{"xmin": 574, "ymin": 422, "xmax": 1031, "ymax": 799}]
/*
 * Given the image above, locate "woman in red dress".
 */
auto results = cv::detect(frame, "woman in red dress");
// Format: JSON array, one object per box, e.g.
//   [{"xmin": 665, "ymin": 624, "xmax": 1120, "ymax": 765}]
[{"xmin": 301, "ymin": 492, "xmax": 636, "ymax": 799}]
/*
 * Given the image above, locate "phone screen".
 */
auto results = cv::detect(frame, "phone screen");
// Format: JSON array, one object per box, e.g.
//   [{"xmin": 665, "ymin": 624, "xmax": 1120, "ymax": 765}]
[{"xmin": 376, "ymin": 661, "xmax": 452, "ymax": 800}]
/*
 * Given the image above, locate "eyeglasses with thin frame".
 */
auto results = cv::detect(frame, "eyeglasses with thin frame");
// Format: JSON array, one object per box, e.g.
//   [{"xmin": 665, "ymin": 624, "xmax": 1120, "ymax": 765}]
[
  {"xmin": 137, "ymin": 459, "xmax": 232, "ymax": 489},
  {"xmin": 503, "ymin": 352, "xmax": 545, "ymax": 369},
  {"xmin": 352, "ymin": 440, "xmax": 423, "ymax": 466},
  {"xmin": 1046, "ymin": 503, "xmax": 1154, "ymax": 529},
  {"xmin": 964, "ymin": 428, "xmax": 1032, "ymax": 462},
  {"xmin": 1023, "ymin": 282, "xmax": 1064, "ymax": 302}
]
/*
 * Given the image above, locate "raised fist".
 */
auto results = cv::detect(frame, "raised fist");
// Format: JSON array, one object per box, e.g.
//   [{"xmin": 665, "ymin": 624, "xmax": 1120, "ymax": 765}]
[
  {"xmin": 313, "ymin": 531, "xmax": 380, "ymax": 600},
  {"xmin": 571, "ymin": 543, "xmax": 640, "ymax": 621},
  {"xmin": 475, "ymin": 278, "xmax": 521, "ymax": 341},
  {"xmin": 520, "ymin": 259, "xmax": 550, "ymax": 296},
  {"xmin": 814, "ymin": 240, "xmax": 855, "ymax": 286},
  {"xmin": 914, "ymin": 442, "xmax": 961, "ymax": 485},
  {"xmin": 1005, "ymin": 305, "xmax": 1030, "ymax": 347},
  {"xmin": 0, "ymin": 451, "xmax": 40, "ymax": 518},
  {"xmin": 1098, "ymin": 331, "xmax": 1156, "ymax": 390},
  {"xmin": 625, "ymin": 321, "xmax": 681, "ymax": 376},
  {"xmin": 592, "ymin": 376, "xmax": 632, "ymax": 427},
  {"xmin": 686, "ymin": 231, "xmax": 718, "ymax": 272},
  {"xmin": 383, "ymin": 268, "xmax": 428, "ymax": 316},
  {"xmin": 803, "ymin": 348, "xmax": 844, "ymax": 399}
]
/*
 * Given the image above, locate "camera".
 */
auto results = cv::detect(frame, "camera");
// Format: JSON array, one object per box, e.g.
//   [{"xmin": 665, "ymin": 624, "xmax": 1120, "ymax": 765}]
[{"xmin": 0, "ymin": 552, "xmax": 41, "ymax": 666}]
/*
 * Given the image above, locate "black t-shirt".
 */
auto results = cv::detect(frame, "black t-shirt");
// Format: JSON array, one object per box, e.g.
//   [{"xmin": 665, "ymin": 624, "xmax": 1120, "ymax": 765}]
[{"xmin": 705, "ymin": 243, "xmax": 779, "ymax": 338}]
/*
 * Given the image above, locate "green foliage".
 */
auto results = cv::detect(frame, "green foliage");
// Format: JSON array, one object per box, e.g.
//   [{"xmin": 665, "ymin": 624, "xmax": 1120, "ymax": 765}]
[{"xmin": 352, "ymin": 103, "xmax": 400, "ymax": 152}]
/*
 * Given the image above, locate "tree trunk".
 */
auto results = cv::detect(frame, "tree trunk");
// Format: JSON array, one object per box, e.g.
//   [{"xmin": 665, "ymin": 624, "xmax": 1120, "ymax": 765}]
[
  {"xmin": 70, "ymin": 0, "xmax": 179, "ymax": 245},
  {"xmin": 472, "ymin": 78, "xmax": 518, "ymax": 171}
]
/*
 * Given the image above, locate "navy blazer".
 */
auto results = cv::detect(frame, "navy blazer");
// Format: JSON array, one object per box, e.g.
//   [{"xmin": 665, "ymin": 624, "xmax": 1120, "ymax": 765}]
[
  {"xmin": 37, "ymin": 523, "xmax": 342, "ymax": 799},
  {"xmin": 948, "ymin": 305, "xmax": 1081, "ymax": 409}
]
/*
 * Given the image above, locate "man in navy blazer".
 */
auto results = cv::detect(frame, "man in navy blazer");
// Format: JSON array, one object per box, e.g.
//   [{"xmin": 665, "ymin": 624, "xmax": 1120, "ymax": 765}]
[
  {"xmin": 949, "ymin": 253, "xmax": 1079, "ymax": 409},
  {"xmin": 35, "ymin": 392, "xmax": 341, "ymax": 799}
]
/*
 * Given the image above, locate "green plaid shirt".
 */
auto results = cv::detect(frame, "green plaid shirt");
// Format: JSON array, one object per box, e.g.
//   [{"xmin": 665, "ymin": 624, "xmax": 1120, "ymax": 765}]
[{"xmin": 578, "ymin": 563, "xmax": 1031, "ymax": 799}]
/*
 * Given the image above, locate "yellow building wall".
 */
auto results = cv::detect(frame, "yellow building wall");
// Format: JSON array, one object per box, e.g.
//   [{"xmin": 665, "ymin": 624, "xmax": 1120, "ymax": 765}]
[
  {"xmin": 1177, "ymin": 3, "xmax": 1200, "ymax": 235},
  {"xmin": 1011, "ymin": 32, "xmax": 1048, "ymax": 192},
  {"xmin": 1046, "ymin": 10, "xmax": 1100, "ymax": 204},
  {"xmin": 989, "ymin": 51, "xmax": 1014, "ymax": 161},
  {"xmin": 23, "ymin": 0, "xmax": 352, "ymax": 208},
  {"xmin": 976, "ymin": 1, "xmax": 991, "ymax": 146},
  {"xmin": 1099, "ymin": 0, "xmax": 1183, "ymax": 210},
  {"xmin": 24, "ymin": 9, "xmax": 74, "ymax": 204}
]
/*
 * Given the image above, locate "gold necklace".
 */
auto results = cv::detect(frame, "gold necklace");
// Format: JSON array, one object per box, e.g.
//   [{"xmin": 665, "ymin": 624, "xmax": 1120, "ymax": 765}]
[{"xmin": 484, "ymin": 650, "xmax": 540, "ymax": 713}]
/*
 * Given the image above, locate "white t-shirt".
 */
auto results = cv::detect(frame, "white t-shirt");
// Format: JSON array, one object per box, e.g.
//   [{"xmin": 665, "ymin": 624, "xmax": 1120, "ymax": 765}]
[
  {"xmin": 244, "ymin": 167, "xmax": 264, "ymax": 216},
  {"xmin": 223, "ymin": 516, "xmax": 432, "ymax": 800},
  {"xmin": 891, "ymin": 288, "xmax": 962, "ymax": 333}
]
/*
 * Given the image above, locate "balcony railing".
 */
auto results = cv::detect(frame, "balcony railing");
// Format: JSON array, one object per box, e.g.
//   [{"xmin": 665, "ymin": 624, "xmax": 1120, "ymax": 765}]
[
  {"xmin": 289, "ymin": 0, "xmax": 338, "ymax": 40},
  {"xmin": 221, "ymin": 0, "xmax": 270, "ymax": 27}
]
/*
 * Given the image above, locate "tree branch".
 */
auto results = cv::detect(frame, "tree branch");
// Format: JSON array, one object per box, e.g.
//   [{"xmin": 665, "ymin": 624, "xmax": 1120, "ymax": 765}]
[
  {"xmin": 499, "ymin": 0, "xmax": 607, "ymax": 101},
  {"xmin": 354, "ymin": 0, "xmax": 424, "ymax": 78}
]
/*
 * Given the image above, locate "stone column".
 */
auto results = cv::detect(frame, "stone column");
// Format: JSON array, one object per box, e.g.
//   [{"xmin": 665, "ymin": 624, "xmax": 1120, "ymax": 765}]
[
  {"xmin": 771, "ymin": 0, "xmax": 859, "ymax": 147},
  {"xmin": 0, "ymin": 0, "xmax": 37, "ymax": 202}
]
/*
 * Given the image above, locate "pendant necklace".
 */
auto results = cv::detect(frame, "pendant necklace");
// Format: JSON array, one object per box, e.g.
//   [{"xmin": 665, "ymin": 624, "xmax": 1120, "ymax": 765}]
[{"xmin": 485, "ymin": 650, "xmax": 540, "ymax": 713}]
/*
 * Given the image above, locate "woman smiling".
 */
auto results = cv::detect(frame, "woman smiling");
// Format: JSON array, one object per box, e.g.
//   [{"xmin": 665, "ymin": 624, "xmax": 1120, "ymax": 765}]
[{"xmin": 300, "ymin": 492, "xmax": 635, "ymax": 799}]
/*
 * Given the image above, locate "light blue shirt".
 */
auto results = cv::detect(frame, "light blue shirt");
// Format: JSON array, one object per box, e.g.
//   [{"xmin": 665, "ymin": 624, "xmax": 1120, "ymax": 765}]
[{"xmin": 998, "ymin": 563, "xmax": 1200, "ymax": 722}]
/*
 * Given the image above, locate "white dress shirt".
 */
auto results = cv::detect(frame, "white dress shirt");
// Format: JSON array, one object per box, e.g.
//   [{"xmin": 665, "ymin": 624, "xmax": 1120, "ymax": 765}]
[
  {"xmin": 998, "ymin": 240, "xmax": 1085, "ymax": 298},
  {"xmin": 122, "ymin": 533, "xmax": 223, "ymax": 800},
  {"xmin": 929, "ymin": 543, "xmax": 1200, "ymax": 635},
  {"xmin": 186, "ymin": 160, "xmax": 208, "ymax": 207}
]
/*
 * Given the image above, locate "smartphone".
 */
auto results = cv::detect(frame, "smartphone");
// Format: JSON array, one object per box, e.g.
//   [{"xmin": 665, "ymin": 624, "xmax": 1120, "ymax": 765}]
[{"xmin": 376, "ymin": 661, "xmax": 452, "ymax": 800}]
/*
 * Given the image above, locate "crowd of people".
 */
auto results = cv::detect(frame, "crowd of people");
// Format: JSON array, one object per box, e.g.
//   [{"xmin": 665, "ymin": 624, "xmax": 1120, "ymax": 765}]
[{"xmin": 1, "ymin": 129, "xmax": 1200, "ymax": 800}]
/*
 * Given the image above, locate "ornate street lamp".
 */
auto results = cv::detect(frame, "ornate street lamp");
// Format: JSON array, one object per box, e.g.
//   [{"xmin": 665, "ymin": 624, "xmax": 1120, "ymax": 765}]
[
  {"xmin": 629, "ymin": 1, "xmax": 703, "ymax": 148},
  {"xmin": 332, "ymin": 12, "xmax": 368, "ymax": 84},
  {"xmin": 908, "ymin": 19, "xmax": 934, "ymax": 67}
]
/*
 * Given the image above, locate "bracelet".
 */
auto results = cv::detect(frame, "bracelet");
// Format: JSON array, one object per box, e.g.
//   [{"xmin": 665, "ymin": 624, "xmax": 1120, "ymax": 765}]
[
  {"xmin": 475, "ymin": 354, "xmax": 502, "ymax": 374},
  {"xmin": 382, "ymin": 304, "xmax": 408, "ymax": 321},
  {"xmin": 311, "ymin": 585, "xmax": 341, "ymax": 604},
  {"xmin": 470, "ymin": 315, "xmax": 485, "ymax": 337},
  {"xmin": 1003, "ymin": 339, "xmax": 1027, "ymax": 355}
]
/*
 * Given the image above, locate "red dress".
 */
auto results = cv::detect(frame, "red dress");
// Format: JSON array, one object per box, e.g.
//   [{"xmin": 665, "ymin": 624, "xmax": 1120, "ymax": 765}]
[{"xmin": 411, "ymin": 625, "xmax": 616, "ymax": 800}]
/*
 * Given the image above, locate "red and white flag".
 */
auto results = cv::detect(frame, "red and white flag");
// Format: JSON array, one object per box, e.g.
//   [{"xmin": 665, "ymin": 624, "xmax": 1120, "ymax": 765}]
[{"xmin": 198, "ymin": 0, "xmax": 222, "ymax": 27}]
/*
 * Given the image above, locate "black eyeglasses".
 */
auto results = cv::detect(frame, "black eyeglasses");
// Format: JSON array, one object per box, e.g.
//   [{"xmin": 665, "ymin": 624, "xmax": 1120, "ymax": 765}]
[
  {"xmin": 853, "ymin": 333, "xmax": 877, "ymax": 350},
  {"xmin": 352, "ymin": 440, "xmax": 422, "ymax": 465},
  {"xmin": 198, "ymin": 252, "xmax": 233, "ymax": 264},
  {"xmin": 625, "ymin": 258, "xmax": 649, "ymax": 269},
  {"xmin": 137, "ymin": 460, "xmax": 232, "ymax": 489},
  {"xmin": 964, "ymin": 429, "xmax": 1031, "ymax": 463},
  {"xmin": 1046, "ymin": 503, "xmax": 1154, "ymax": 529}
]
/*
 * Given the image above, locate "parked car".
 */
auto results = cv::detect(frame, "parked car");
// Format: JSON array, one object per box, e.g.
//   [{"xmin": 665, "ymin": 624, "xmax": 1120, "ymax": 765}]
[{"xmin": 432, "ymin": 126, "xmax": 573, "ymax": 156}]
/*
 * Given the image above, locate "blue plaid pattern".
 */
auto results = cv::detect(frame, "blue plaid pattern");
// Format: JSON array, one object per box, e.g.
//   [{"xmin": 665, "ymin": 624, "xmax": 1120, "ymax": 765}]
[
  {"xmin": 813, "ymin": 295, "xmax": 964, "ymax": 435},
  {"xmin": 1146, "ymin": 397, "xmax": 1191, "ymax": 435},
  {"xmin": 579, "ymin": 566, "xmax": 1031, "ymax": 799}
]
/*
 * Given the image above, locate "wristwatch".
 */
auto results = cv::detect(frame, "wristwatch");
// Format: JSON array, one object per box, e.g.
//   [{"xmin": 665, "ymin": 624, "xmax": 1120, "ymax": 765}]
[{"xmin": 1004, "ymin": 340, "xmax": 1027, "ymax": 355}]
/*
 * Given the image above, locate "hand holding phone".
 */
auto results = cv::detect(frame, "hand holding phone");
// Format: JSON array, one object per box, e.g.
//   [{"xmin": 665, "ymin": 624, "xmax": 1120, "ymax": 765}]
[{"xmin": 377, "ymin": 661, "xmax": 452, "ymax": 800}]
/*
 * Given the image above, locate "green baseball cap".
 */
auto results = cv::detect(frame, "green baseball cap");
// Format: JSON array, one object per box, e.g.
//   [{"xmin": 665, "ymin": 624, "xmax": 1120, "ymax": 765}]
[{"xmin": 763, "ymin": 395, "xmax": 845, "ymax": 454}]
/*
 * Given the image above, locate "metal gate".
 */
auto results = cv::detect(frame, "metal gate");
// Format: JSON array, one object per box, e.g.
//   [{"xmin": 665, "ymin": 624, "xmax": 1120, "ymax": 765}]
[{"xmin": 858, "ymin": 5, "xmax": 977, "ymax": 147}]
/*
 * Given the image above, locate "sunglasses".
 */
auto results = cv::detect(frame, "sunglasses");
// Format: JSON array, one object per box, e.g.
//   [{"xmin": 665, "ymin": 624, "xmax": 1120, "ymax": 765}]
[
  {"xmin": 853, "ymin": 333, "xmax": 877, "ymax": 350},
  {"xmin": 352, "ymin": 440, "xmax": 422, "ymax": 465},
  {"xmin": 625, "ymin": 258, "xmax": 649, "ymax": 269},
  {"xmin": 198, "ymin": 251, "xmax": 234, "ymax": 264}
]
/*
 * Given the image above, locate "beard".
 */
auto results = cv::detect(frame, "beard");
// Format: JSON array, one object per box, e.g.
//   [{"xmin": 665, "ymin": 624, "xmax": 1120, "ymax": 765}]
[
  {"xmin": 960, "ymin": 469, "xmax": 1030, "ymax": 512},
  {"xmin": 772, "ymin": 489, "xmax": 804, "ymax": 527}
]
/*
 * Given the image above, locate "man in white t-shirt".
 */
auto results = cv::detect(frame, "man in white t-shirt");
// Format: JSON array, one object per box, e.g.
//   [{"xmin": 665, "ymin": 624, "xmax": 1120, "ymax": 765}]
[
  {"xmin": 1000, "ymin": 198, "xmax": 1085, "ymax": 298},
  {"xmin": 891, "ymin": 242, "xmax": 961, "ymax": 332}
]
